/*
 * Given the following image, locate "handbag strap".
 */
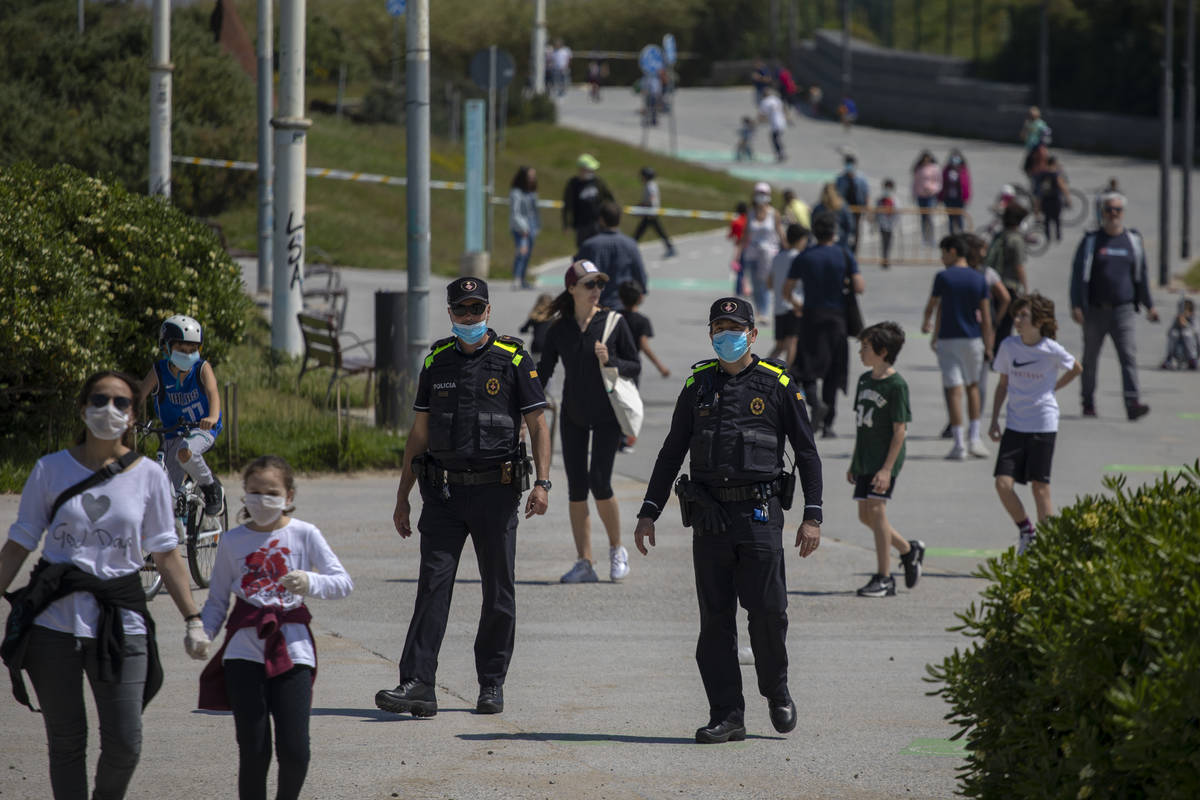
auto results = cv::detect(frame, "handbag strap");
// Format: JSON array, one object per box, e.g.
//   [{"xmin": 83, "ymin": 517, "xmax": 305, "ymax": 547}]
[
  {"xmin": 601, "ymin": 309, "xmax": 620, "ymax": 345},
  {"xmin": 49, "ymin": 451, "xmax": 140, "ymax": 524}
]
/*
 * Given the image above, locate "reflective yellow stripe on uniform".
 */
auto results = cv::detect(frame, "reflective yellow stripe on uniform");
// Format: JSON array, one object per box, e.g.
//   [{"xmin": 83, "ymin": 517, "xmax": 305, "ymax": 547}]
[
  {"xmin": 685, "ymin": 360, "xmax": 718, "ymax": 388},
  {"xmin": 424, "ymin": 341, "xmax": 455, "ymax": 369},
  {"xmin": 492, "ymin": 340, "xmax": 523, "ymax": 365},
  {"xmin": 756, "ymin": 361, "xmax": 791, "ymax": 386}
]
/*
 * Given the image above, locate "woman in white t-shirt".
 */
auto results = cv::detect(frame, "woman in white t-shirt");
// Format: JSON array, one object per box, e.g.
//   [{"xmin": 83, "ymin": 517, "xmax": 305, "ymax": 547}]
[
  {"xmin": 0, "ymin": 370, "xmax": 208, "ymax": 800},
  {"xmin": 197, "ymin": 454, "xmax": 352, "ymax": 800},
  {"xmin": 737, "ymin": 181, "xmax": 787, "ymax": 324},
  {"xmin": 988, "ymin": 294, "xmax": 1082, "ymax": 555}
]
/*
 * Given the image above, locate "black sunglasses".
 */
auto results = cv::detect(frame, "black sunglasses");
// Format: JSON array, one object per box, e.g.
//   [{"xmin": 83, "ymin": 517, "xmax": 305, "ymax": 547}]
[
  {"xmin": 1103, "ymin": 205, "xmax": 1124, "ymax": 213},
  {"xmin": 88, "ymin": 393, "xmax": 133, "ymax": 411},
  {"xmin": 581, "ymin": 279, "xmax": 607, "ymax": 290},
  {"xmin": 450, "ymin": 302, "xmax": 487, "ymax": 317}
]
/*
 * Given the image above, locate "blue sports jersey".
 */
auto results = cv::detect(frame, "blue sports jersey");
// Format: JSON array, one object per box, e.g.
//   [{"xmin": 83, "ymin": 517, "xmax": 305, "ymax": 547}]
[{"xmin": 153, "ymin": 358, "xmax": 222, "ymax": 439}]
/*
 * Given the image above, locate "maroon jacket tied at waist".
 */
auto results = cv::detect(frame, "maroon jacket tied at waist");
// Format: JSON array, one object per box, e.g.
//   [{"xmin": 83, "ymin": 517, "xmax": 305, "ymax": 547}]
[{"xmin": 198, "ymin": 597, "xmax": 315, "ymax": 711}]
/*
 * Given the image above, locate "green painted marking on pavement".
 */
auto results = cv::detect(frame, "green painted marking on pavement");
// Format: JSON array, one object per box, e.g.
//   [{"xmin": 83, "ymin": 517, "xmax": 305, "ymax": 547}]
[
  {"xmin": 675, "ymin": 149, "xmax": 781, "ymax": 164},
  {"xmin": 1178, "ymin": 412, "xmax": 1200, "ymax": 420},
  {"xmin": 900, "ymin": 738, "xmax": 968, "ymax": 757},
  {"xmin": 726, "ymin": 166, "xmax": 838, "ymax": 183},
  {"xmin": 924, "ymin": 547, "xmax": 1004, "ymax": 559},
  {"xmin": 1103, "ymin": 464, "xmax": 1185, "ymax": 473}
]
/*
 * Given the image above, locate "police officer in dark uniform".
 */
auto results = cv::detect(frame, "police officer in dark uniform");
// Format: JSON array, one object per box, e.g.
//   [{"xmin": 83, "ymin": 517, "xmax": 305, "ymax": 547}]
[
  {"xmin": 375, "ymin": 277, "xmax": 552, "ymax": 717},
  {"xmin": 634, "ymin": 297, "xmax": 824, "ymax": 744}
]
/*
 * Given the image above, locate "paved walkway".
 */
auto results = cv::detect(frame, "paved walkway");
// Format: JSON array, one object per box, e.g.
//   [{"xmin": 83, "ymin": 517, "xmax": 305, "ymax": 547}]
[{"xmin": 2, "ymin": 87, "xmax": 1196, "ymax": 800}]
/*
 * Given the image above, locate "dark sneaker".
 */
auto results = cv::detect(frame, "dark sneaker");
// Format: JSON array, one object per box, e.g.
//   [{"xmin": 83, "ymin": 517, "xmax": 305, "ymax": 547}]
[
  {"xmin": 375, "ymin": 678, "xmax": 438, "ymax": 717},
  {"xmin": 900, "ymin": 540, "xmax": 926, "ymax": 589},
  {"xmin": 695, "ymin": 718, "xmax": 747, "ymax": 744},
  {"xmin": 940, "ymin": 422, "xmax": 953, "ymax": 439},
  {"xmin": 821, "ymin": 424, "xmax": 836, "ymax": 439},
  {"xmin": 1126, "ymin": 403, "xmax": 1150, "ymax": 421},
  {"xmin": 856, "ymin": 574, "xmax": 897, "ymax": 598},
  {"xmin": 1082, "ymin": 403, "xmax": 1097, "ymax": 418},
  {"xmin": 201, "ymin": 477, "xmax": 223, "ymax": 517},
  {"xmin": 768, "ymin": 698, "xmax": 797, "ymax": 733},
  {"xmin": 476, "ymin": 685, "xmax": 504, "ymax": 714}
]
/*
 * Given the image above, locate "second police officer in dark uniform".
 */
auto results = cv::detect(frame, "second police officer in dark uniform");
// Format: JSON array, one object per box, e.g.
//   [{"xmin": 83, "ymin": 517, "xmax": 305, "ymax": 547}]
[
  {"xmin": 375, "ymin": 278, "xmax": 552, "ymax": 717},
  {"xmin": 634, "ymin": 297, "xmax": 824, "ymax": 744}
]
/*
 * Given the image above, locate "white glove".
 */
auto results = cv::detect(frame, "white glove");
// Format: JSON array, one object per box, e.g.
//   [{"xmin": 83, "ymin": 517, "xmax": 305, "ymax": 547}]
[
  {"xmin": 184, "ymin": 618, "xmax": 211, "ymax": 661},
  {"xmin": 279, "ymin": 570, "xmax": 311, "ymax": 596}
]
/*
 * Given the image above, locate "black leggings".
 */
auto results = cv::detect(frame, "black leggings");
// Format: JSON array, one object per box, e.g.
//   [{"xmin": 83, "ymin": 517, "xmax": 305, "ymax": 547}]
[
  {"xmin": 559, "ymin": 415, "xmax": 621, "ymax": 502},
  {"xmin": 224, "ymin": 660, "xmax": 313, "ymax": 800}
]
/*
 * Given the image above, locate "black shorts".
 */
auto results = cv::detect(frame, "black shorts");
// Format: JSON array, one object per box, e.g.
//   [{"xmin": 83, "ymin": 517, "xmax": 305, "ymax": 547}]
[
  {"xmin": 774, "ymin": 312, "xmax": 799, "ymax": 340},
  {"xmin": 993, "ymin": 429, "xmax": 1057, "ymax": 484},
  {"xmin": 851, "ymin": 472, "xmax": 898, "ymax": 501}
]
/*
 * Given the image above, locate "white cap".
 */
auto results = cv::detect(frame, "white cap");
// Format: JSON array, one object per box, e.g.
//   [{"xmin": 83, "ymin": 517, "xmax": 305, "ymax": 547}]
[{"xmin": 753, "ymin": 181, "xmax": 771, "ymax": 195}]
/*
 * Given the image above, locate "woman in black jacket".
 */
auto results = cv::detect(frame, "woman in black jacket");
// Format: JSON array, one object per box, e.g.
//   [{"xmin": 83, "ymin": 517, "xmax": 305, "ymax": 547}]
[{"xmin": 538, "ymin": 260, "xmax": 641, "ymax": 583}]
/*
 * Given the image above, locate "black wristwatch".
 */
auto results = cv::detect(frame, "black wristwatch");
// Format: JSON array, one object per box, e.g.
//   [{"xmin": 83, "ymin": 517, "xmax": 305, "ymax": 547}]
[{"xmin": 534, "ymin": 479, "xmax": 552, "ymax": 491}]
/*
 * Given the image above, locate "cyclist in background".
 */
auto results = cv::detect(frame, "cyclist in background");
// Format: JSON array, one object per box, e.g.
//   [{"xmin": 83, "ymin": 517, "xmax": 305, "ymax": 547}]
[{"xmin": 137, "ymin": 314, "xmax": 224, "ymax": 516}]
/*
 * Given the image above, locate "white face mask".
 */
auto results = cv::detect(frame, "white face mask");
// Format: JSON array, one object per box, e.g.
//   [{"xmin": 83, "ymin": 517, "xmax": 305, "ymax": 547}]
[
  {"xmin": 83, "ymin": 404, "xmax": 130, "ymax": 440},
  {"xmin": 243, "ymin": 493, "xmax": 288, "ymax": 527}
]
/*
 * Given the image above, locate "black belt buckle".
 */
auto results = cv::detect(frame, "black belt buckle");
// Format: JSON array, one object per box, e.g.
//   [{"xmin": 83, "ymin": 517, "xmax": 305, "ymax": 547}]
[{"xmin": 501, "ymin": 461, "xmax": 513, "ymax": 484}]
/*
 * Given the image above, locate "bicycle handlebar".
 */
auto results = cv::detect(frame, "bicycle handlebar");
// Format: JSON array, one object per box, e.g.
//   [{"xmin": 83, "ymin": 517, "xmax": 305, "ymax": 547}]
[{"xmin": 135, "ymin": 421, "xmax": 202, "ymax": 436}]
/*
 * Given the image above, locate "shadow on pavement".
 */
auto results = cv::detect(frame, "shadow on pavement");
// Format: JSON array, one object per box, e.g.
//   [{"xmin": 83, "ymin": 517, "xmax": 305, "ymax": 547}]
[
  {"xmin": 383, "ymin": 578, "xmax": 561, "ymax": 586},
  {"xmin": 456, "ymin": 731, "xmax": 784, "ymax": 744}
]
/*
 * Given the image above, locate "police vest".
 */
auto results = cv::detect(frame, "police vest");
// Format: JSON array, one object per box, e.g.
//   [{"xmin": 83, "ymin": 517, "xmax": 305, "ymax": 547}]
[
  {"xmin": 422, "ymin": 334, "xmax": 526, "ymax": 470},
  {"xmin": 685, "ymin": 358, "xmax": 791, "ymax": 485}
]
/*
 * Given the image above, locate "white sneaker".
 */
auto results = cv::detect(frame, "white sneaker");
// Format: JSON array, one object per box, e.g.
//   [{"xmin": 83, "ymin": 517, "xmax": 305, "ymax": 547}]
[
  {"xmin": 945, "ymin": 444, "xmax": 967, "ymax": 461},
  {"xmin": 560, "ymin": 559, "xmax": 599, "ymax": 583},
  {"xmin": 968, "ymin": 438, "xmax": 990, "ymax": 458},
  {"xmin": 609, "ymin": 545, "xmax": 630, "ymax": 581},
  {"xmin": 1017, "ymin": 530, "xmax": 1036, "ymax": 555}
]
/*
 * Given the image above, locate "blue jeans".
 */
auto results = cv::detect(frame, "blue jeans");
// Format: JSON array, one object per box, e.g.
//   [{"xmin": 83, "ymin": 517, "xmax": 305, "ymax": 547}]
[
  {"xmin": 917, "ymin": 196, "xmax": 938, "ymax": 243},
  {"xmin": 512, "ymin": 231, "xmax": 535, "ymax": 286}
]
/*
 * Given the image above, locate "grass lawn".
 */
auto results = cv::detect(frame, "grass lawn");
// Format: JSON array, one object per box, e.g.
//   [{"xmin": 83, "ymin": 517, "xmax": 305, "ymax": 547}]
[{"xmin": 215, "ymin": 116, "xmax": 750, "ymax": 274}]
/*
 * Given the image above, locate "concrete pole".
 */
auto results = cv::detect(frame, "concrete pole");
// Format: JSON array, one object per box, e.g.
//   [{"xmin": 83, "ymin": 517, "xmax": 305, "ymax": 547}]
[
  {"xmin": 770, "ymin": 0, "xmax": 779, "ymax": 60},
  {"xmin": 406, "ymin": 0, "xmax": 432, "ymax": 388},
  {"xmin": 533, "ymin": 0, "xmax": 547, "ymax": 94},
  {"xmin": 1038, "ymin": 0, "xmax": 1049, "ymax": 110},
  {"xmin": 486, "ymin": 45, "xmax": 497, "ymax": 254},
  {"xmin": 1161, "ymin": 0, "xmax": 1175, "ymax": 287},
  {"xmin": 841, "ymin": 0, "xmax": 851, "ymax": 100},
  {"xmin": 256, "ymin": 0, "xmax": 274, "ymax": 295},
  {"xmin": 149, "ymin": 0, "xmax": 172, "ymax": 198},
  {"xmin": 271, "ymin": 0, "xmax": 309, "ymax": 356},
  {"xmin": 78, "ymin": 0, "xmax": 84, "ymax": 34},
  {"xmin": 1183, "ymin": 0, "xmax": 1195, "ymax": 260}
]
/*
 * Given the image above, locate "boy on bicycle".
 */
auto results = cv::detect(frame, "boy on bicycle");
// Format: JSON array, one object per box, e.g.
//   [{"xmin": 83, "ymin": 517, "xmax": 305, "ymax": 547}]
[{"xmin": 137, "ymin": 314, "xmax": 224, "ymax": 516}]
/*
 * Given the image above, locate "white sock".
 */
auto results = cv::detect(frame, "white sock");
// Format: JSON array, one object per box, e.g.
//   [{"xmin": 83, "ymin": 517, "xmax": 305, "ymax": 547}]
[
  {"xmin": 952, "ymin": 426, "xmax": 965, "ymax": 448},
  {"xmin": 967, "ymin": 419, "xmax": 980, "ymax": 441}
]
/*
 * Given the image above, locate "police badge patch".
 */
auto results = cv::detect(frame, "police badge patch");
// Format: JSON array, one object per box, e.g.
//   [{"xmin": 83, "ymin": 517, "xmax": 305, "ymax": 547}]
[
  {"xmin": 485, "ymin": 377, "xmax": 501, "ymax": 395},
  {"xmin": 750, "ymin": 397, "xmax": 765, "ymax": 415}
]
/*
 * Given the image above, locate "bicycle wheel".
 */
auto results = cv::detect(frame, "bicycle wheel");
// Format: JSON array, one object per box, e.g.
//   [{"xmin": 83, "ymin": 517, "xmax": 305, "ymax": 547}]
[
  {"xmin": 188, "ymin": 494, "xmax": 224, "ymax": 588},
  {"xmin": 140, "ymin": 549, "xmax": 163, "ymax": 599},
  {"xmin": 1025, "ymin": 228, "xmax": 1050, "ymax": 257},
  {"xmin": 1061, "ymin": 188, "xmax": 1089, "ymax": 227}
]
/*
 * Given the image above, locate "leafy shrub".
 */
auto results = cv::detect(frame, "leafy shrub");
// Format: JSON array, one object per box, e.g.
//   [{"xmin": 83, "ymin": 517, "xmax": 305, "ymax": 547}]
[
  {"xmin": 0, "ymin": 162, "xmax": 253, "ymax": 452},
  {"xmin": 930, "ymin": 465, "xmax": 1200, "ymax": 799}
]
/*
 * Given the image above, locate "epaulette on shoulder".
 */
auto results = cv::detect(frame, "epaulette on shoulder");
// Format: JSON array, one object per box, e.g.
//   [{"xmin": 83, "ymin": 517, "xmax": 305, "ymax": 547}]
[
  {"xmin": 496, "ymin": 334, "xmax": 525, "ymax": 347},
  {"xmin": 424, "ymin": 337, "xmax": 456, "ymax": 369},
  {"xmin": 430, "ymin": 336, "xmax": 455, "ymax": 350},
  {"xmin": 685, "ymin": 358, "xmax": 718, "ymax": 388},
  {"xmin": 491, "ymin": 335, "xmax": 525, "ymax": 365},
  {"xmin": 755, "ymin": 358, "xmax": 793, "ymax": 387}
]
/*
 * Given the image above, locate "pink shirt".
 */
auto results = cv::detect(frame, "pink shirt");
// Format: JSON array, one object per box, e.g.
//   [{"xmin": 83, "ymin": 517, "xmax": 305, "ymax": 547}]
[{"xmin": 912, "ymin": 164, "xmax": 943, "ymax": 200}]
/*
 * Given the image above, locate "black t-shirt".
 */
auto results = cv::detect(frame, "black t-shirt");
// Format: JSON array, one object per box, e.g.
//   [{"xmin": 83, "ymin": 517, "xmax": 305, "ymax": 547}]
[
  {"xmin": 619, "ymin": 309, "xmax": 654, "ymax": 350},
  {"xmin": 1088, "ymin": 231, "xmax": 1137, "ymax": 307},
  {"xmin": 537, "ymin": 310, "xmax": 641, "ymax": 427}
]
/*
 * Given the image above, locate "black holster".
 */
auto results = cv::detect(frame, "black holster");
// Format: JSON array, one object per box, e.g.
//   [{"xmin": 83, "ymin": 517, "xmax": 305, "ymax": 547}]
[
  {"xmin": 674, "ymin": 475, "xmax": 693, "ymax": 528},
  {"xmin": 674, "ymin": 475, "xmax": 729, "ymax": 534},
  {"xmin": 518, "ymin": 441, "xmax": 532, "ymax": 491},
  {"xmin": 779, "ymin": 467, "xmax": 797, "ymax": 511},
  {"xmin": 412, "ymin": 453, "xmax": 441, "ymax": 492}
]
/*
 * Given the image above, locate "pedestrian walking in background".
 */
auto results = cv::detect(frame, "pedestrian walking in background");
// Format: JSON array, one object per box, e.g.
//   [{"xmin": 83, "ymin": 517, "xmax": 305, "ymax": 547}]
[
  {"xmin": 874, "ymin": 179, "xmax": 897, "ymax": 268},
  {"xmin": 551, "ymin": 39, "xmax": 572, "ymax": 96},
  {"xmin": 921, "ymin": 235, "xmax": 993, "ymax": 461},
  {"xmin": 634, "ymin": 296, "xmax": 824, "ymax": 744},
  {"xmin": 1020, "ymin": 106, "xmax": 1051, "ymax": 152},
  {"xmin": 835, "ymin": 154, "xmax": 870, "ymax": 254},
  {"xmin": 767, "ymin": 223, "xmax": 808, "ymax": 367},
  {"xmin": 808, "ymin": 84, "xmax": 824, "ymax": 117},
  {"xmin": 576, "ymin": 201, "xmax": 649, "ymax": 311},
  {"xmin": 750, "ymin": 59, "xmax": 773, "ymax": 105},
  {"xmin": 781, "ymin": 189, "xmax": 811, "ymax": 231},
  {"xmin": 737, "ymin": 182, "xmax": 786, "ymax": 323},
  {"xmin": 618, "ymin": 281, "xmax": 671, "ymax": 380},
  {"xmin": 562, "ymin": 153, "xmax": 614, "ymax": 248},
  {"xmin": 587, "ymin": 59, "xmax": 607, "ymax": 102},
  {"xmin": 1034, "ymin": 155, "xmax": 1069, "ymax": 243},
  {"xmin": 988, "ymin": 294, "xmax": 1081, "ymax": 555},
  {"xmin": 984, "ymin": 203, "xmax": 1030, "ymax": 343},
  {"xmin": 1162, "ymin": 297, "xmax": 1199, "ymax": 370},
  {"xmin": 0, "ymin": 370, "xmax": 208, "ymax": 800},
  {"xmin": 734, "ymin": 115, "xmax": 756, "ymax": 162},
  {"xmin": 509, "ymin": 165, "xmax": 541, "ymax": 290},
  {"xmin": 632, "ymin": 167, "xmax": 676, "ymax": 258},
  {"xmin": 376, "ymin": 278, "xmax": 552, "ymax": 719},
  {"xmin": 758, "ymin": 88, "xmax": 787, "ymax": 162},
  {"xmin": 776, "ymin": 61, "xmax": 798, "ymax": 117},
  {"xmin": 1069, "ymin": 192, "xmax": 1158, "ymax": 420},
  {"xmin": 838, "ymin": 96, "xmax": 857, "ymax": 132},
  {"xmin": 538, "ymin": 261, "xmax": 640, "ymax": 583},
  {"xmin": 965, "ymin": 232, "xmax": 1012, "ymax": 428},
  {"xmin": 911, "ymin": 151, "xmax": 942, "ymax": 247},
  {"xmin": 519, "ymin": 293, "xmax": 556, "ymax": 357},
  {"xmin": 198, "ymin": 455, "xmax": 353, "ymax": 800},
  {"xmin": 728, "ymin": 202, "xmax": 750, "ymax": 296},
  {"xmin": 940, "ymin": 149, "xmax": 971, "ymax": 235},
  {"xmin": 783, "ymin": 210, "xmax": 864, "ymax": 438},
  {"xmin": 847, "ymin": 322, "xmax": 922, "ymax": 598},
  {"xmin": 813, "ymin": 182, "xmax": 854, "ymax": 250}
]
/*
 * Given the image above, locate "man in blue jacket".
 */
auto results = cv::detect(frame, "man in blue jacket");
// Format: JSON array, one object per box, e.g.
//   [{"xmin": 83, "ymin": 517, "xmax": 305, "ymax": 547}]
[{"xmin": 1068, "ymin": 192, "xmax": 1159, "ymax": 420}]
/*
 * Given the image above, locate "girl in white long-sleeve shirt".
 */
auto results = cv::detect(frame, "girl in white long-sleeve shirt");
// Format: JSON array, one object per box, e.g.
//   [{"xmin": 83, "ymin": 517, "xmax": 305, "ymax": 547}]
[{"xmin": 197, "ymin": 455, "xmax": 352, "ymax": 800}]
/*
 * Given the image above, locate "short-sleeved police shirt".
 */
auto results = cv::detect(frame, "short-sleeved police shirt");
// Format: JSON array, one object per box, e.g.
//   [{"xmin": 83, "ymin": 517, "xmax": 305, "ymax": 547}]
[{"xmin": 414, "ymin": 332, "xmax": 547, "ymax": 416}]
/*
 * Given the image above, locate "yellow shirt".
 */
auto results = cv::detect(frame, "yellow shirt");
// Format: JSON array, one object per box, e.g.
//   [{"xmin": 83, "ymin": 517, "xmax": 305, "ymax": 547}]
[{"xmin": 784, "ymin": 199, "xmax": 811, "ymax": 229}]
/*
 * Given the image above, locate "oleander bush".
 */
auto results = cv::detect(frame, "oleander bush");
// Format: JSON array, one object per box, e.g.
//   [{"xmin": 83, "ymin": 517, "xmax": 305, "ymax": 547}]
[
  {"xmin": 0, "ymin": 162, "xmax": 253, "ymax": 453},
  {"xmin": 930, "ymin": 465, "xmax": 1200, "ymax": 800}
]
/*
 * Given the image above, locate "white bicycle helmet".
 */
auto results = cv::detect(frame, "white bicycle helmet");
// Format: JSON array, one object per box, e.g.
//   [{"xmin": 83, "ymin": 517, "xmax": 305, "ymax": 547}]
[{"xmin": 159, "ymin": 314, "xmax": 203, "ymax": 347}]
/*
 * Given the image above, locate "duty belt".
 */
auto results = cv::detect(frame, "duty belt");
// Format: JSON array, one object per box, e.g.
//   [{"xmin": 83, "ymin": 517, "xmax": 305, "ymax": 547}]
[
  {"xmin": 443, "ymin": 462, "xmax": 519, "ymax": 486},
  {"xmin": 704, "ymin": 476, "xmax": 787, "ymax": 503}
]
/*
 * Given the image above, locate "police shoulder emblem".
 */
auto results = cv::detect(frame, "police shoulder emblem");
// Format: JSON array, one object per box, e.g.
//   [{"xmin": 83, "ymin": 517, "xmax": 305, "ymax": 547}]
[
  {"xmin": 750, "ymin": 396, "xmax": 765, "ymax": 415},
  {"xmin": 485, "ymin": 377, "xmax": 501, "ymax": 395}
]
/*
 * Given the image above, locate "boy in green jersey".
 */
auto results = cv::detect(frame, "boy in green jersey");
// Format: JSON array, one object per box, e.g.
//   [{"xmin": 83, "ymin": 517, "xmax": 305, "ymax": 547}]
[{"xmin": 848, "ymin": 322, "xmax": 925, "ymax": 597}]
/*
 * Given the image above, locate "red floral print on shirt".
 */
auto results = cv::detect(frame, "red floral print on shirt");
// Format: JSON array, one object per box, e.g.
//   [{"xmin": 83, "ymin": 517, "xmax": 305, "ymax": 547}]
[{"xmin": 240, "ymin": 538, "xmax": 291, "ymax": 599}]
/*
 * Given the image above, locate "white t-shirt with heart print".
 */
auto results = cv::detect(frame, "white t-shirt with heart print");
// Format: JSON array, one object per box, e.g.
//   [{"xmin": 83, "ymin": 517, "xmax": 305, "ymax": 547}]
[{"xmin": 8, "ymin": 450, "xmax": 176, "ymax": 637}]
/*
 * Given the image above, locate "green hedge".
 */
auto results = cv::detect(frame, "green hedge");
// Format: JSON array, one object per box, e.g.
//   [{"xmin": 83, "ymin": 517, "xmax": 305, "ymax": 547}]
[
  {"xmin": 0, "ymin": 162, "xmax": 253, "ymax": 454},
  {"xmin": 930, "ymin": 465, "xmax": 1200, "ymax": 799}
]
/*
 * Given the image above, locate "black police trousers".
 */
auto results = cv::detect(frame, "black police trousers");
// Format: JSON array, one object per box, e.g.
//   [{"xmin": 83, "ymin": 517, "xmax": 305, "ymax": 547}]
[
  {"xmin": 691, "ymin": 495, "xmax": 790, "ymax": 724},
  {"xmin": 398, "ymin": 482, "xmax": 520, "ymax": 688}
]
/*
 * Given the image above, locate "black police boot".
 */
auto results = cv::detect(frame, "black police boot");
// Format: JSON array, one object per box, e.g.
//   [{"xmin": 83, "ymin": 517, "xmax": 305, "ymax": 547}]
[
  {"xmin": 476, "ymin": 685, "xmax": 504, "ymax": 714},
  {"xmin": 201, "ymin": 477, "xmax": 223, "ymax": 517},
  {"xmin": 695, "ymin": 717, "xmax": 747, "ymax": 744},
  {"xmin": 374, "ymin": 678, "xmax": 437, "ymax": 717},
  {"xmin": 769, "ymin": 698, "xmax": 797, "ymax": 733}
]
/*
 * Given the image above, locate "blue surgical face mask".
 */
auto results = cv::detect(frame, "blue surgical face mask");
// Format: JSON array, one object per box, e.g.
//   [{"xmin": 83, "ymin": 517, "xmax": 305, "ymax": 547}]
[
  {"xmin": 452, "ymin": 320, "xmax": 488, "ymax": 344},
  {"xmin": 712, "ymin": 330, "xmax": 750, "ymax": 362},
  {"xmin": 170, "ymin": 349, "xmax": 200, "ymax": 372},
  {"xmin": 845, "ymin": 162, "xmax": 856, "ymax": 174}
]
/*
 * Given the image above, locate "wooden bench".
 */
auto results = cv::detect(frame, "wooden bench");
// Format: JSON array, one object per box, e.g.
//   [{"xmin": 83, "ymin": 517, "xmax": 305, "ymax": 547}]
[
  {"xmin": 302, "ymin": 264, "xmax": 348, "ymax": 328},
  {"xmin": 296, "ymin": 312, "xmax": 375, "ymax": 405}
]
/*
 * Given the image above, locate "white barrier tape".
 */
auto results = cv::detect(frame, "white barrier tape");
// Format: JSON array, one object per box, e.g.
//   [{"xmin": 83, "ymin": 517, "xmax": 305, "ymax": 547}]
[{"xmin": 174, "ymin": 156, "xmax": 734, "ymax": 220}]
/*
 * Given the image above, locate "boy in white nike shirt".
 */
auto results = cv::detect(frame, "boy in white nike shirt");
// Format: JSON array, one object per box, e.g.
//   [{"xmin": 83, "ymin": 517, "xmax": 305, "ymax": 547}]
[{"xmin": 988, "ymin": 294, "xmax": 1082, "ymax": 554}]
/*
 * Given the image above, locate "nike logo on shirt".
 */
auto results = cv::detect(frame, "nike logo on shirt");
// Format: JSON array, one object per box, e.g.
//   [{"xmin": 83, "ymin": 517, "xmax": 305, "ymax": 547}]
[{"xmin": 1012, "ymin": 359, "xmax": 1039, "ymax": 367}]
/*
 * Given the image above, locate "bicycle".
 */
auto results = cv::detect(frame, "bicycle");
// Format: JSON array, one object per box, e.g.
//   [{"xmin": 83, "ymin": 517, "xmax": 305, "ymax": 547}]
[
  {"xmin": 134, "ymin": 422, "xmax": 228, "ymax": 599},
  {"xmin": 1015, "ymin": 181, "xmax": 1089, "ymax": 228},
  {"xmin": 975, "ymin": 212, "xmax": 1049, "ymax": 258}
]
